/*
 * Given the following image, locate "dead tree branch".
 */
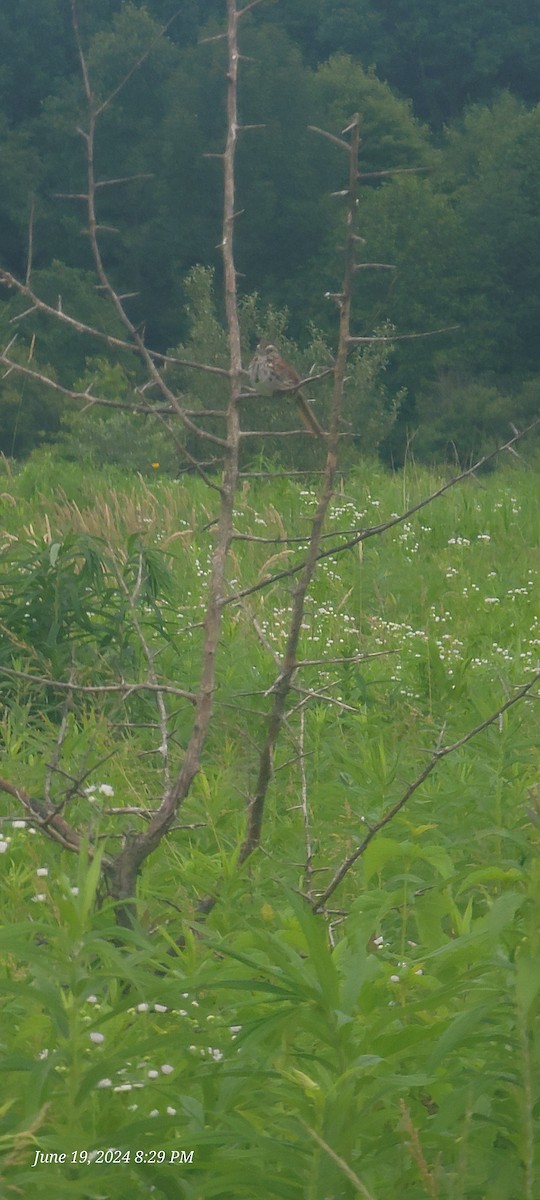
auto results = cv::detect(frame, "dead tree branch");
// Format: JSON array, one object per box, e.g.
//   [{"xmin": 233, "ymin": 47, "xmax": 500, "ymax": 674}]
[
  {"xmin": 0, "ymin": 270, "xmax": 229, "ymax": 378},
  {"xmin": 221, "ymin": 416, "xmax": 540, "ymax": 608},
  {"xmin": 98, "ymin": 0, "xmax": 246, "ymax": 908},
  {"xmin": 0, "ymin": 666, "xmax": 196, "ymax": 703},
  {"xmin": 311, "ymin": 671, "xmax": 540, "ymax": 911},
  {"xmin": 238, "ymin": 115, "xmax": 361, "ymax": 866}
]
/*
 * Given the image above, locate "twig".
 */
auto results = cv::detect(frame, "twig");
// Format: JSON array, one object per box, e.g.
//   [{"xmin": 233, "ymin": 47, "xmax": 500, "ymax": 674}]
[
  {"xmin": 299, "ymin": 709, "xmax": 313, "ymax": 897},
  {"xmin": 347, "ymin": 325, "xmax": 459, "ymax": 344},
  {"xmin": 0, "ymin": 666, "xmax": 196, "ymax": 703},
  {"xmin": 0, "ymin": 269, "xmax": 230, "ymax": 376},
  {"xmin": 312, "ymin": 671, "xmax": 540, "ymax": 911},
  {"xmin": 0, "ymin": 777, "xmax": 83, "ymax": 854},
  {"xmin": 222, "ymin": 416, "xmax": 540, "ymax": 608},
  {"xmin": 25, "ymin": 196, "xmax": 35, "ymax": 286},
  {"xmin": 301, "ymin": 1123, "xmax": 378, "ymax": 1200},
  {"xmin": 44, "ymin": 670, "xmax": 75, "ymax": 806}
]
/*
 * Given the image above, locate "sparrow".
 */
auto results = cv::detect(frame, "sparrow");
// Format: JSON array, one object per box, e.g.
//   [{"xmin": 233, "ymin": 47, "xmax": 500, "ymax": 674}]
[{"xmin": 248, "ymin": 340, "xmax": 325, "ymax": 439}]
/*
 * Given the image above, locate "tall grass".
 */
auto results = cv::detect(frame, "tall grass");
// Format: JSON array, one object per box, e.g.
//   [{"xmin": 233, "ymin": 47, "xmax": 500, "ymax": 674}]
[{"xmin": 0, "ymin": 452, "xmax": 539, "ymax": 1198}]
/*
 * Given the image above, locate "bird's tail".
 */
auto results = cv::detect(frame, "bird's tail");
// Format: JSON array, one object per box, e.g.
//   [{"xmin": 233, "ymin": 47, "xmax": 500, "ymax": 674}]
[{"xmin": 296, "ymin": 394, "xmax": 325, "ymax": 439}]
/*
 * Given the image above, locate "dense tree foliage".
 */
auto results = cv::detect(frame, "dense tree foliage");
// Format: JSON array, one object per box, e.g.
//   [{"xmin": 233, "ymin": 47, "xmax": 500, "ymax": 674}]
[{"xmin": 0, "ymin": 0, "xmax": 539, "ymax": 461}]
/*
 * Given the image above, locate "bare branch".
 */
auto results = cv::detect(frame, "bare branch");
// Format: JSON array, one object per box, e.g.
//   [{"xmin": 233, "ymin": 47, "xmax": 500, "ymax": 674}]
[
  {"xmin": 295, "ymin": 650, "xmax": 396, "ymax": 668},
  {"xmin": 0, "ymin": 269, "xmax": 229, "ymax": 376},
  {"xmin": 354, "ymin": 262, "xmax": 395, "ymax": 271},
  {"xmin": 243, "ymin": 364, "xmax": 334, "ymax": 395},
  {"xmin": 95, "ymin": 8, "xmax": 183, "ymax": 117},
  {"xmin": 0, "ymin": 350, "xmax": 227, "ymax": 446},
  {"xmin": 222, "ymin": 416, "xmax": 540, "ymax": 607},
  {"xmin": 290, "ymin": 681, "xmax": 361, "ymax": 715},
  {"xmin": 95, "ymin": 174, "xmax": 154, "ymax": 189},
  {"xmin": 25, "ymin": 196, "xmax": 35, "ymax": 287},
  {"xmin": 312, "ymin": 671, "xmax": 540, "ymax": 911},
  {"xmin": 299, "ymin": 709, "xmax": 313, "ymax": 897},
  {"xmin": 0, "ymin": 666, "xmax": 196, "ymax": 703},
  {"xmin": 101, "ymin": 0, "xmax": 246, "ymax": 901},
  {"xmin": 52, "ymin": 192, "xmax": 89, "ymax": 201},
  {"xmin": 301, "ymin": 1124, "xmax": 378, "ymax": 1200},
  {"xmin": 347, "ymin": 325, "xmax": 459, "ymax": 344},
  {"xmin": 70, "ymin": 0, "xmax": 92, "ymax": 105},
  {"xmin": 150, "ymin": 407, "xmax": 224, "ymax": 493},
  {"xmin": 0, "ymin": 776, "xmax": 82, "ymax": 853},
  {"xmin": 359, "ymin": 166, "xmax": 429, "ymax": 179},
  {"xmin": 238, "ymin": 115, "xmax": 362, "ymax": 865},
  {"xmin": 238, "ymin": 0, "xmax": 268, "ymax": 14},
  {"xmin": 308, "ymin": 125, "xmax": 351, "ymax": 153}
]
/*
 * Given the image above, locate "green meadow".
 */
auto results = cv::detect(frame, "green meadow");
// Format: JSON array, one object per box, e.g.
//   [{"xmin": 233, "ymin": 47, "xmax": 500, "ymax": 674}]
[{"xmin": 0, "ymin": 451, "xmax": 539, "ymax": 1199}]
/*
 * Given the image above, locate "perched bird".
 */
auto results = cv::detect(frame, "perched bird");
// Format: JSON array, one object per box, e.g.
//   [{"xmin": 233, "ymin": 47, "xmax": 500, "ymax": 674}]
[{"xmin": 248, "ymin": 340, "xmax": 325, "ymax": 439}]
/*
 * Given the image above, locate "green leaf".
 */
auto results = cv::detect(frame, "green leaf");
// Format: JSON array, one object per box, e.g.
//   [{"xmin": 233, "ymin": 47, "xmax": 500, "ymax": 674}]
[{"xmin": 429, "ymin": 1004, "xmax": 494, "ymax": 1069}]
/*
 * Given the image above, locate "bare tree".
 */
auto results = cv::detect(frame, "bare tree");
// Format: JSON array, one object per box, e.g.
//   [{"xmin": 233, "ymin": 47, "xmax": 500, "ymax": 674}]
[{"xmin": 0, "ymin": 0, "xmax": 538, "ymax": 933}]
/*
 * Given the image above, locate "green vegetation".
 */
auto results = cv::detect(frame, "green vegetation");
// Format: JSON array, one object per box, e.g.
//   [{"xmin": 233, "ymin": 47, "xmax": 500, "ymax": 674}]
[
  {"xmin": 1, "ymin": 4, "xmax": 539, "ymax": 1196},
  {"xmin": 1, "ymin": 2, "xmax": 540, "ymax": 462},
  {"xmin": 1, "ymin": 454, "xmax": 538, "ymax": 1197}
]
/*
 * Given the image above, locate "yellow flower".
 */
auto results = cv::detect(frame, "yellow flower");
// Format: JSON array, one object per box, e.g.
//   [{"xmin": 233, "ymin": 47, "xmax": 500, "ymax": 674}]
[{"xmin": 151, "ymin": 462, "xmax": 160, "ymax": 469}]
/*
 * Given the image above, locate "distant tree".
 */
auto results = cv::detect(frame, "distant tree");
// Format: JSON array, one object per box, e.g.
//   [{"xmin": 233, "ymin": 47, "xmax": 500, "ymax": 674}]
[
  {"xmin": 438, "ymin": 93, "xmax": 540, "ymax": 378},
  {"xmin": 0, "ymin": 117, "xmax": 42, "ymax": 273},
  {"xmin": 315, "ymin": 0, "xmax": 540, "ymax": 126}
]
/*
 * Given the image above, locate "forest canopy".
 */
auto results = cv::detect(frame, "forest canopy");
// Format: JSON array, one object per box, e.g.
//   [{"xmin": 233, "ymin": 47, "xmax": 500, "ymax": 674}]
[{"xmin": 0, "ymin": 0, "xmax": 539, "ymax": 462}]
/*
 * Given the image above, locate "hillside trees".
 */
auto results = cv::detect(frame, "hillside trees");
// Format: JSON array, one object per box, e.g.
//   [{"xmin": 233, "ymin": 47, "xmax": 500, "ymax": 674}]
[
  {"xmin": 268, "ymin": 0, "xmax": 540, "ymax": 124},
  {"xmin": 438, "ymin": 93, "xmax": 540, "ymax": 377},
  {"xmin": 1, "ymin": 3, "xmax": 540, "ymax": 459}
]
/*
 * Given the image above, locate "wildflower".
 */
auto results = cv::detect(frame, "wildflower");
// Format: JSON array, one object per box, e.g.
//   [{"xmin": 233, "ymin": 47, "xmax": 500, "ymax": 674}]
[
  {"xmin": 89, "ymin": 1032, "xmax": 105, "ymax": 1044},
  {"xmin": 154, "ymin": 1004, "xmax": 168, "ymax": 1013},
  {"xmin": 137, "ymin": 1003, "xmax": 150, "ymax": 1013},
  {"xmin": 96, "ymin": 1078, "xmax": 112, "ymax": 1089},
  {"xmin": 98, "ymin": 783, "xmax": 114, "ymax": 797},
  {"xmin": 36, "ymin": 867, "xmax": 48, "ymax": 877},
  {"xmin": 151, "ymin": 463, "xmax": 160, "ymax": 469},
  {"xmin": 389, "ymin": 975, "xmax": 400, "ymax": 983},
  {"xmin": 148, "ymin": 1070, "xmax": 159, "ymax": 1079},
  {"xmin": 0, "ymin": 841, "xmax": 9, "ymax": 854},
  {"xmin": 166, "ymin": 1107, "xmax": 177, "ymax": 1116},
  {"xmin": 12, "ymin": 820, "xmax": 26, "ymax": 829},
  {"xmin": 160, "ymin": 1064, "xmax": 173, "ymax": 1075}
]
